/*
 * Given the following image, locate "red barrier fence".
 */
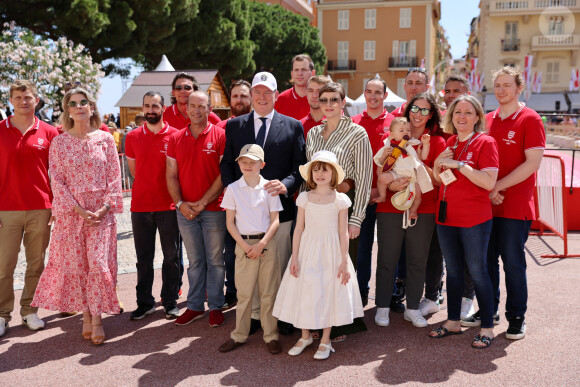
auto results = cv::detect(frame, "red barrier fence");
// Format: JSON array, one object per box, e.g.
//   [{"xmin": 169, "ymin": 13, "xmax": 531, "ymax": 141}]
[{"xmin": 532, "ymin": 154, "xmax": 580, "ymax": 258}]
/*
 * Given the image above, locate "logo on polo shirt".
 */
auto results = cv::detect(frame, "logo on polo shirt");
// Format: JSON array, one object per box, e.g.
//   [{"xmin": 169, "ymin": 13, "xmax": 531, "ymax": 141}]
[
  {"xmin": 32, "ymin": 137, "xmax": 47, "ymax": 150},
  {"xmin": 466, "ymin": 152, "xmax": 473, "ymax": 161},
  {"xmin": 161, "ymin": 142, "xmax": 169, "ymax": 154},
  {"xmin": 203, "ymin": 141, "xmax": 217, "ymax": 154},
  {"xmin": 502, "ymin": 130, "xmax": 517, "ymax": 145}
]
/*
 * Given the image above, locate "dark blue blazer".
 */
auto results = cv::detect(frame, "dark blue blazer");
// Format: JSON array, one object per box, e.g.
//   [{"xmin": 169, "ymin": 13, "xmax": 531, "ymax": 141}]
[{"xmin": 220, "ymin": 110, "xmax": 306, "ymax": 223}]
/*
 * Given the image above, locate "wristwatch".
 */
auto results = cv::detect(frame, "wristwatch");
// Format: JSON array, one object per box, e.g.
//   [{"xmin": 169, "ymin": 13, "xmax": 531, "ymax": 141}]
[
  {"xmin": 176, "ymin": 201, "xmax": 183, "ymax": 210},
  {"xmin": 457, "ymin": 161, "xmax": 465, "ymax": 171}
]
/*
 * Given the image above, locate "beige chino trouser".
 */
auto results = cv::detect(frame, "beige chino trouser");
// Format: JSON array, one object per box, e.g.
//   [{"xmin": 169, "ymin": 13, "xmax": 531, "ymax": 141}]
[
  {"xmin": 250, "ymin": 220, "xmax": 292, "ymax": 320},
  {"xmin": 0, "ymin": 209, "xmax": 51, "ymax": 322},
  {"xmin": 231, "ymin": 237, "xmax": 279, "ymax": 343}
]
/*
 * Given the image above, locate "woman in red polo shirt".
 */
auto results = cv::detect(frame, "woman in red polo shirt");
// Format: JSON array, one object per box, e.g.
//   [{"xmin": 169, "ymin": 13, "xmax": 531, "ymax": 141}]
[
  {"xmin": 430, "ymin": 95, "xmax": 499, "ymax": 349},
  {"xmin": 374, "ymin": 92, "xmax": 446, "ymax": 328},
  {"xmin": 32, "ymin": 88, "xmax": 123, "ymax": 345}
]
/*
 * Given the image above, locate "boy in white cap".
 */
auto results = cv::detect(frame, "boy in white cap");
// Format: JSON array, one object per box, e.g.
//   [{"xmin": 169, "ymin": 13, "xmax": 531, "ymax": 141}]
[{"xmin": 219, "ymin": 144, "xmax": 284, "ymax": 354}]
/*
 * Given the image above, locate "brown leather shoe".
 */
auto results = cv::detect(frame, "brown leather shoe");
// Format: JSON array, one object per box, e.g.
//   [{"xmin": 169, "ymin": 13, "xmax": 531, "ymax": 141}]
[
  {"xmin": 266, "ymin": 340, "xmax": 282, "ymax": 354},
  {"xmin": 219, "ymin": 339, "xmax": 244, "ymax": 353}
]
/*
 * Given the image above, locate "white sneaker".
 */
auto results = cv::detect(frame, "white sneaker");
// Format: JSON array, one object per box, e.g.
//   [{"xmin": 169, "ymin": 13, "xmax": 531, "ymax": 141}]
[
  {"xmin": 374, "ymin": 307, "xmax": 390, "ymax": 326},
  {"xmin": 460, "ymin": 297, "xmax": 475, "ymax": 320},
  {"xmin": 418, "ymin": 298, "xmax": 440, "ymax": 316},
  {"xmin": 22, "ymin": 313, "xmax": 45, "ymax": 331},
  {"xmin": 0, "ymin": 317, "xmax": 7, "ymax": 337},
  {"xmin": 404, "ymin": 308, "xmax": 429, "ymax": 328}
]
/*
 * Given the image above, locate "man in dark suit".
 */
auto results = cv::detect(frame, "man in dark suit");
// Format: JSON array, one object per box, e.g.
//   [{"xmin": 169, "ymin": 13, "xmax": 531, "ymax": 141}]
[{"xmin": 221, "ymin": 71, "xmax": 306, "ymax": 336}]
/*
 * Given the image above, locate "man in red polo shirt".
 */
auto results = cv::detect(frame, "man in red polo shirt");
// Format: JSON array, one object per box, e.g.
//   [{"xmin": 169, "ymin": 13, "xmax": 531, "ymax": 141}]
[
  {"xmin": 392, "ymin": 68, "xmax": 430, "ymax": 117},
  {"xmin": 125, "ymin": 91, "xmax": 181, "ymax": 321},
  {"xmin": 218, "ymin": 80, "xmax": 252, "ymax": 129},
  {"xmin": 479, "ymin": 66, "xmax": 544, "ymax": 340},
  {"xmin": 166, "ymin": 91, "xmax": 226, "ymax": 328},
  {"xmin": 274, "ymin": 54, "xmax": 315, "ymax": 120},
  {"xmin": 300, "ymin": 75, "xmax": 330, "ymax": 138},
  {"xmin": 351, "ymin": 77, "xmax": 395, "ymax": 307},
  {"xmin": 164, "ymin": 72, "xmax": 221, "ymax": 130},
  {"xmin": 0, "ymin": 80, "xmax": 59, "ymax": 337}
]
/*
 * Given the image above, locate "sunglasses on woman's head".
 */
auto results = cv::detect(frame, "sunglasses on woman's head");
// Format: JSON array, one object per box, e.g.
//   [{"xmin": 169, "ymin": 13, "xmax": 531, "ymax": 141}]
[
  {"xmin": 410, "ymin": 105, "xmax": 431, "ymax": 116},
  {"xmin": 174, "ymin": 85, "xmax": 193, "ymax": 91},
  {"xmin": 68, "ymin": 99, "xmax": 90, "ymax": 108}
]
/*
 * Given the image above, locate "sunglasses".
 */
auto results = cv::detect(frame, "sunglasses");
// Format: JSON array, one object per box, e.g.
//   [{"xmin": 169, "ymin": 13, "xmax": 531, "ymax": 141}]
[
  {"xmin": 65, "ymin": 81, "xmax": 82, "ymax": 88},
  {"xmin": 174, "ymin": 85, "xmax": 193, "ymax": 91},
  {"xmin": 407, "ymin": 67, "xmax": 428, "ymax": 75},
  {"xmin": 68, "ymin": 99, "xmax": 90, "ymax": 108},
  {"xmin": 410, "ymin": 105, "xmax": 431, "ymax": 116},
  {"xmin": 318, "ymin": 97, "xmax": 342, "ymax": 105}
]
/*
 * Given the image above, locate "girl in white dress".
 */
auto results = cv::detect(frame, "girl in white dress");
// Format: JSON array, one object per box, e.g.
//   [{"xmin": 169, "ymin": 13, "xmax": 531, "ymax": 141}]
[{"xmin": 273, "ymin": 150, "xmax": 364, "ymax": 360}]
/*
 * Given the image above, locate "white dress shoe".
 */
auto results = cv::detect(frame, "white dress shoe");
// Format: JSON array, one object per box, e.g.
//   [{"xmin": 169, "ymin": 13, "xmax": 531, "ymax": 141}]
[
  {"xmin": 314, "ymin": 343, "xmax": 335, "ymax": 360},
  {"xmin": 288, "ymin": 336, "xmax": 313, "ymax": 356}
]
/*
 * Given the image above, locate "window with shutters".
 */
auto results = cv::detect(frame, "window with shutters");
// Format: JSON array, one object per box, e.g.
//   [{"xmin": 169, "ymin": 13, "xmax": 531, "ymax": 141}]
[
  {"xmin": 397, "ymin": 78, "xmax": 406, "ymax": 99},
  {"xmin": 365, "ymin": 9, "xmax": 376, "ymax": 29},
  {"xmin": 400, "ymin": 8, "xmax": 412, "ymax": 28},
  {"xmin": 337, "ymin": 79, "xmax": 349, "ymax": 96},
  {"xmin": 546, "ymin": 62, "xmax": 559, "ymax": 83},
  {"xmin": 338, "ymin": 10, "xmax": 349, "ymax": 30},
  {"xmin": 364, "ymin": 41, "xmax": 376, "ymax": 61},
  {"xmin": 338, "ymin": 41, "xmax": 349, "ymax": 68}
]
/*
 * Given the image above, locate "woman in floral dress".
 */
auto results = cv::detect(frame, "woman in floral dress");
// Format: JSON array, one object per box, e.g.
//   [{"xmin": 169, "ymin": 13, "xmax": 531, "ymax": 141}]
[{"xmin": 32, "ymin": 88, "xmax": 122, "ymax": 345}]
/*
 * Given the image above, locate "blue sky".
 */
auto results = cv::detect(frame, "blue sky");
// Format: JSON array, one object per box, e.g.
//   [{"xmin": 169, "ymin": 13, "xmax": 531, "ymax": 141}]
[{"xmin": 97, "ymin": 0, "xmax": 481, "ymax": 115}]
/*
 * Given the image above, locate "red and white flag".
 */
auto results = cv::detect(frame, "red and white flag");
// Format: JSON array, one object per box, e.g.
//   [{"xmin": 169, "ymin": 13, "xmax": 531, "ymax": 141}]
[
  {"xmin": 570, "ymin": 68, "xmax": 580, "ymax": 91},
  {"xmin": 524, "ymin": 55, "xmax": 534, "ymax": 86},
  {"xmin": 533, "ymin": 71, "xmax": 542, "ymax": 94},
  {"xmin": 429, "ymin": 75, "xmax": 436, "ymax": 96}
]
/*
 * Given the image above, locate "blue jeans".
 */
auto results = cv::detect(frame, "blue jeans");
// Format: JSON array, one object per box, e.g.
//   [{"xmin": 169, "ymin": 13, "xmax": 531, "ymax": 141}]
[
  {"xmin": 487, "ymin": 217, "xmax": 531, "ymax": 319},
  {"xmin": 224, "ymin": 231, "xmax": 236, "ymax": 295},
  {"xmin": 177, "ymin": 210, "xmax": 226, "ymax": 311},
  {"xmin": 357, "ymin": 203, "xmax": 376, "ymax": 298},
  {"xmin": 437, "ymin": 220, "xmax": 494, "ymax": 328}
]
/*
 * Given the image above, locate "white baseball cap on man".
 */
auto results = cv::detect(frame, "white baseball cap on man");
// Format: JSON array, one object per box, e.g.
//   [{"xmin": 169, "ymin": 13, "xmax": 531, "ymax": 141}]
[{"xmin": 252, "ymin": 72, "xmax": 277, "ymax": 91}]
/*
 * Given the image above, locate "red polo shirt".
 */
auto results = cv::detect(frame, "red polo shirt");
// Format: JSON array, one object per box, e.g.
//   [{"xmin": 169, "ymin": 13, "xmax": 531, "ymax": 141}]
[
  {"xmin": 486, "ymin": 105, "xmax": 545, "ymax": 220},
  {"xmin": 217, "ymin": 116, "xmax": 238, "ymax": 129},
  {"xmin": 166, "ymin": 123, "xmax": 225, "ymax": 211},
  {"xmin": 125, "ymin": 122, "xmax": 177, "ymax": 212},
  {"xmin": 300, "ymin": 113, "xmax": 324, "ymax": 139},
  {"xmin": 391, "ymin": 103, "xmax": 407, "ymax": 118},
  {"xmin": 0, "ymin": 117, "xmax": 59, "ymax": 210},
  {"xmin": 275, "ymin": 87, "xmax": 310, "ymax": 120},
  {"xmin": 352, "ymin": 109, "xmax": 395, "ymax": 187},
  {"xmin": 164, "ymin": 105, "xmax": 221, "ymax": 130},
  {"xmin": 376, "ymin": 130, "xmax": 445, "ymax": 214},
  {"xmin": 436, "ymin": 133, "xmax": 499, "ymax": 227}
]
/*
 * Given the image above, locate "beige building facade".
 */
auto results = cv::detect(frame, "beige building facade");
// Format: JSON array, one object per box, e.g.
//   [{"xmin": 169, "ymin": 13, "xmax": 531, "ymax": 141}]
[
  {"xmin": 477, "ymin": 0, "xmax": 579, "ymax": 94},
  {"xmin": 317, "ymin": 0, "xmax": 445, "ymax": 99}
]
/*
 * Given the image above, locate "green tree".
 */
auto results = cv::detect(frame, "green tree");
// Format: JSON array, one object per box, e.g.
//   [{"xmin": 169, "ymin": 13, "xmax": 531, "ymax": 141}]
[
  {"xmin": 146, "ymin": 0, "xmax": 255, "ymax": 83},
  {"xmin": 248, "ymin": 1, "xmax": 326, "ymax": 90},
  {"xmin": 0, "ymin": 0, "xmax": 326, "ymax": 87},
  {"xmin": 0, "ymin": 0, "xmax": 201, "ymax": 76}
]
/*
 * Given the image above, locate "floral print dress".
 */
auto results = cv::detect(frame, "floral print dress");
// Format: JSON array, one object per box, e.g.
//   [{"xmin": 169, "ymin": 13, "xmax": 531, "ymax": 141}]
[{"xmin": 32, "ymin": 130, "xmax": 123, "ymax": 315}]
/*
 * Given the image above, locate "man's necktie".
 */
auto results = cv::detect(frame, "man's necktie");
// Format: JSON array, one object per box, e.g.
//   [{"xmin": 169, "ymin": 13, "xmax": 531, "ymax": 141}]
[{"xmin": 256, "ymin": 117, "xmax": 267, "ymax": 147}]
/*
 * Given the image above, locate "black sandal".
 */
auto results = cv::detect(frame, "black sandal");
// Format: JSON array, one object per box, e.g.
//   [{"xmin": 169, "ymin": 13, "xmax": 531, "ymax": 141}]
[
  {"xmin": 429, "ymin": 326, "xmax": 463, "ymax": 339},
  {"xmin": 471, "ymin": 334, "xmax": 494, "ymax": 349}
]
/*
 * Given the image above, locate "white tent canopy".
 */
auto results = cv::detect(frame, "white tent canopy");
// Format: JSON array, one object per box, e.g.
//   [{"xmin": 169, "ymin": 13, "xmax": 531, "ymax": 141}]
[{"xmin": 345, "ymin": 87, "xmax": 405, "ymax": 117}]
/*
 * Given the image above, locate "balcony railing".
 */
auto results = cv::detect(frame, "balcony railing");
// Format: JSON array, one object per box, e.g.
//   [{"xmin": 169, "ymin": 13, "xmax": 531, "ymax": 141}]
[
  {"xmin": 501, "ymin": 38, "xmax": 520, "ymax": 52},
  {"xmin": 327, "ymin": 59, "xmax": 356, "ymax": 71},
  {"xmin": 388, "ymin": 56, "xmax": 419, "ymax": 68},
  {"xmin": 490, "ymin": 0, "xmax": 579, "ymax": 14},
  {"xmin": 532, "ymin": 34, "xmax": 580, "ymax": 50}
]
